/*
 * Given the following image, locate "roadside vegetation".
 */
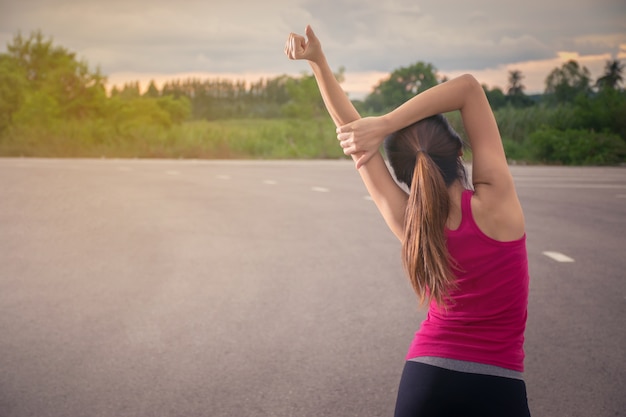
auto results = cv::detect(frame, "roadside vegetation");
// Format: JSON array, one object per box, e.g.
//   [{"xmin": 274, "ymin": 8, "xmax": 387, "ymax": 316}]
[{"xmin": 1, "ymin": 31, "xmax": 624, "ymax": 165}]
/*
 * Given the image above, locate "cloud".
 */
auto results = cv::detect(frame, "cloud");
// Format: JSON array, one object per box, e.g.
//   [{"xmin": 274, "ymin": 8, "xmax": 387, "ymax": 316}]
[
  {"xmin": 1, "ymin": 0, "xmax": 299, "ymax": 73},
  {"xmin": 1, "ymin": 0, "xmax": 624, "ymax": 94},
  {"xmin": 289, "ymin": 0, "xmax": 625, "ymax": 75},
  {"xmin": 567, "ymin": 33, "xmax": 626, "ymax": 57}
]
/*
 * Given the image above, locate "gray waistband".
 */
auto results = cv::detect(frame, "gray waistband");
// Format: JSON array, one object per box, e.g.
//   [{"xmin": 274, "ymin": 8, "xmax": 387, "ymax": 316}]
[{"xmin": 409, "ymin": 356, "xmax": 524, "ymax": 380}]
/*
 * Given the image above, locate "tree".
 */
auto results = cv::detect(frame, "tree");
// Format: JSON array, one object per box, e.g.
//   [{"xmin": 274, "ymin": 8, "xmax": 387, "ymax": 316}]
[
  {"xmin": 483, "ymin": 85, "xmax": 507, "ymax": 109},
  {"xmin": 144, "ymin": 80, "xmax": 160, "ymax": 98},
  {"xmin": 282, "ymin": 73, "xmax": 325, "ymax": 119},
  {"xmin": 119, "ymin": 81, "xmax": 141, "ymax": 99},
  {"xmin": 596, "ymin": 59, "xmax": 624, "ymax": 91},
  {"xmin": 507, "ymin": 70, "xmax": 525, "ymax": 96},
  {"xmin": 544, "ymin": 60, "xmax": 592, "ymax": 103},
  {"xmin": 156, "ymin": 96, "xmax": 191, "ymax": 124},
  {"xmin": 505, "ymin": 69, "xmax": 534, "ymax": 107},
  {"xmin": 364, "ymin": 62, "xmax": 439, "ymax": 112},
  {"xmin": 0, "ymin": 55, "xmax": 28, "ymax": 131},
  {"xmin": 3, "ymin": 30, "xmax": 107, "ymax": 122},
  {"xmin": 12, "ymin": 90, "xmax": 61, "ymax": 127}
]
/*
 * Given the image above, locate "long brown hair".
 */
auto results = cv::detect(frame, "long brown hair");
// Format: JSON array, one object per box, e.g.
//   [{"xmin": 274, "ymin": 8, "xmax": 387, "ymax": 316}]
[{"xmin": 384, "ymin": 114, "xmax": 468, "ymax": 307}]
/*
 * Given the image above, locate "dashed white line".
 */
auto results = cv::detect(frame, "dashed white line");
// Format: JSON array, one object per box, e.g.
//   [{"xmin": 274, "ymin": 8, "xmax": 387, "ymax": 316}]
[
  {"xmin": 311, "ymin": 186, "xmax": 329, "ymax": 193},
  {"xmin": 217, "ymin": 175, "xmax": 231, "ymax": 180},
  {"xmin": 263, "ymin": 180, "xmax": 277, "ymax": 185},
  {"xmin": 542, "ymin": 251, "xmax": 575, "ymax": 262},
  {"xmin": 524, "ymin": 184, "xmax": 626, "ymax": 189}
]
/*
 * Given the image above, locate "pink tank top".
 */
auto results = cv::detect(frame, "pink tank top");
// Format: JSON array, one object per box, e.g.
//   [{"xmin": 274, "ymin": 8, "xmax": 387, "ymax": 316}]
[{"xmin": 406, "ymin": 190, "xmax": 529, "ymax": 372}]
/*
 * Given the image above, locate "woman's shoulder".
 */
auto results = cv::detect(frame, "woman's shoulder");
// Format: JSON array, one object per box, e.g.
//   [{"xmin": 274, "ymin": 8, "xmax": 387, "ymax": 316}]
[{"xmin": 470, "ymin": 184, "xmax": 525, "ymax": 242}]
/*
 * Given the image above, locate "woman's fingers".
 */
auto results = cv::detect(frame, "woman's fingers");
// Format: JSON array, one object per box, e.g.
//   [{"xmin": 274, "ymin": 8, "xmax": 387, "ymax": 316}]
[
  {"xmin": 337, "ymin": 124, "xmax": 378, "ymax": 165},
  {"xmin": 284, "ymin": 33, "xmax": 304, "ymax": 59},
  {"xmin": 337, "ymin": 133, "xmax": 354, "ymax": 143},
  {"xmin": 289, "ymin": 37, "xmax": 297, "ymax": 58},
  {"xmin": 338, "ymin": 133, "xmax": 378, "ymax": 167},
  {"xmin": 337, "ymin": 131, "xmax": 359, "ymax": 155},
  {"xmin": 340, "ymin": 141, "xmax": 357, "ymax": 157},
  {"xmin": 336, "ymin": 131, "xmax": 352, "ymax": 142},
  {"xmin": 290, "ymin": 36, "xmax": 298, "ymax": 59},
  {"xmin": 336, "ymin": 125, "xmax": 359, "ymax": 155},
  {"xmin": 284, "ymin": 36, "xmax": 292, "ymax": 58},
  {"xmin": 338, "ymin": 133, "xmax": 352, "ymax": 150}
]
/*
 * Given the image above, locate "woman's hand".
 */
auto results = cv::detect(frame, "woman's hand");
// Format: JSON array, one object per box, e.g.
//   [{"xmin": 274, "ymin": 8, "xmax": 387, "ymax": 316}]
[
  {"xmin": 336, "ymin": 116, "xmax": 391, "ymax": 169},
  {"xmin": 284, "ymin": 25, "xmax": 323, "ymax": 64}
]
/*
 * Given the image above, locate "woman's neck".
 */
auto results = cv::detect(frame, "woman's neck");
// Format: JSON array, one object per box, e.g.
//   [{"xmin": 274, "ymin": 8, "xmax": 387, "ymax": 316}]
[{"xmin": 446, "ymin": 180, "xmax": 466, "ymax": 230}]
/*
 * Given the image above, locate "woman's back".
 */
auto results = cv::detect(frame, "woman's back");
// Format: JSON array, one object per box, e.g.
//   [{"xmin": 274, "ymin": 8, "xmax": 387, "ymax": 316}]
[{"xmin": 410, "ymin": 189, "xmax": 529, "ymax": 372}]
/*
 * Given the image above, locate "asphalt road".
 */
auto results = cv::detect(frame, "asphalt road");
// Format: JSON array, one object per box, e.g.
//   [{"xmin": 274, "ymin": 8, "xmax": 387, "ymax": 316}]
[{"xmin": 0, "ymin": 158, "xmax": 624, "ymax": 417}]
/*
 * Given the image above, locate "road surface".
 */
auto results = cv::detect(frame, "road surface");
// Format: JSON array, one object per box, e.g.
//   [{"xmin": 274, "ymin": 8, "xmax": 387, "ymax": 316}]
[{"xmin": 0, "ymin": 158, "xmax": 624, "ymax": 416}]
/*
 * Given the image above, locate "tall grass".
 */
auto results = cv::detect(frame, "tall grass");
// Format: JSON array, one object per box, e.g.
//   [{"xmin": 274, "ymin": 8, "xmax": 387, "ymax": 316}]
[
  {"xmin": 494, "ymin": 104, "xmax": 578, "ymax": 143},
  {"xmin": 0, "ymin": 118, "xmax": 344, "ymax": 159},
  {"xmin": 2, "ymin": 106, "xmax": 623, "ymax": 165}
]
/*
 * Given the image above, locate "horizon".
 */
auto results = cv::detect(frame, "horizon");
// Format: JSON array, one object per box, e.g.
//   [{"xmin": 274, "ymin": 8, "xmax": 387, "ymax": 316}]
[{"xmin": 104, "ymin": 50, "xmax": 624, "ymax": 100}]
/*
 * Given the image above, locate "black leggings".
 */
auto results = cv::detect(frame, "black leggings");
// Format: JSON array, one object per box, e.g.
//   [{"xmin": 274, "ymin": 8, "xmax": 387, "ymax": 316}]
[{"xmin": 394, "ymin": 361, "xmax": 531, "ymax": 417}]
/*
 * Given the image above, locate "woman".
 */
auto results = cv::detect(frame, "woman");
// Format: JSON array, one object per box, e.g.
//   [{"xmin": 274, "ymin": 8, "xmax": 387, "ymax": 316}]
[{"xmin": 285, "ymin": 26, "xmax": 531, "ymax": 417}]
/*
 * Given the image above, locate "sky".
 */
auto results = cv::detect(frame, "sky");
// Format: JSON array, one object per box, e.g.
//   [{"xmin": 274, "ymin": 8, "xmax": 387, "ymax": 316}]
[{"xmin": 1, "ymin": 0, "xmax": 625, "ymax": 99}]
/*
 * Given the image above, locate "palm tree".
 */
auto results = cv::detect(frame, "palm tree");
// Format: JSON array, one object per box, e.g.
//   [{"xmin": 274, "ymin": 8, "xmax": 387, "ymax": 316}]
[
  {"xmin": 507, "ymin": 70, "xmax": 525, "ymax": 96},
  {"xmin": 506, "ymin": 69, "xmax": 534, "ymax": 107},
  {"xmin": 596, "ymin": 60, "xmax": 624, "ymax": 90}
]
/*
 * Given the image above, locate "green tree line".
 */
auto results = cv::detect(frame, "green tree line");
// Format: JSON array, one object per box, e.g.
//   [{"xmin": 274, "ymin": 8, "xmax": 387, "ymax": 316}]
[{"xmin": 1, "ymin": 31, "xmax": 624, "ymax": 164}]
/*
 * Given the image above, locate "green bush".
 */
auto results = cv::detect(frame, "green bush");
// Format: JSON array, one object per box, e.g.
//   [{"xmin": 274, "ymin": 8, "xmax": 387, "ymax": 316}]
[
  {"xmin": 502, "ymin": 138, "xmax": 532, "ymax": 162},
  {"xmin": 494, "ymin": 104, "xmax": 578, "ymax": 143},
  {"xmin": 528, "ymin": 128, "xmax": 626, "ymax": 165},
  {"xmin": 573, "ymin": 89, "xmax": 626, "ymax": 139}
]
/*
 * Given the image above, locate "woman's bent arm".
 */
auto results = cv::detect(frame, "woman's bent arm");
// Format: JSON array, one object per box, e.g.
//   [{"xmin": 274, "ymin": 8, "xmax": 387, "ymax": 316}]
[
  {"xmin": 380, "ymin": 74, "xmax": 512, "ymax": 192},
  {"xmin": 340, "ymin": 74, "xmax": 524, "ymax": 239}
]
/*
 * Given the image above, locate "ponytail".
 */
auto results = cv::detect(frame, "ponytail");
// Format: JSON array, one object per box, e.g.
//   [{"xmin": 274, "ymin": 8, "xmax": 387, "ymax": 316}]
[
  {"xmin": 402, "ymin": 152, "xmax": 457, "ymax": 307},
  {"xmin": 384, "ymin": 114, "xmax": 467, "ymax": 308}
]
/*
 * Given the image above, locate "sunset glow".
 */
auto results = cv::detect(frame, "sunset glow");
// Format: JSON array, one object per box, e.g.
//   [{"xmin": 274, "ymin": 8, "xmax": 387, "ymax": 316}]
[{"xmin": 107, "ymin": 52, "xmax": 624, "ymax": 100}]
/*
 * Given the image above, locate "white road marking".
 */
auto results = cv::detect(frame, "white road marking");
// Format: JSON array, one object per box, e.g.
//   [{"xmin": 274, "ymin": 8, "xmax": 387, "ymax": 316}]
[
  {"xmin": 364, "ymin": 195, "xmax": 373, "ymax": 201},
  {"xmin": 311, "ymin": 186, "xmax": 329, "ymax": 193},
  {"xmin": 165, "ymin": 170, "xmax": 180, "ymax": 176},
  {"xmin": 543, "ymin": 251, "xmax": 575, "ymax": 262},
  {"xmin": 521, "ymin": 184, "xmax": 626, "ymax": 189},
  {"xmin": 263, "ymin": 180, "xmax": 277, "ymax": 185},
  {"xmin": 616, "ymin": 194, "xmax": 626, "ymax": 199},
  {"xmin": 217, "ymin": 175, "xmax": 231, "ymax": 180}
]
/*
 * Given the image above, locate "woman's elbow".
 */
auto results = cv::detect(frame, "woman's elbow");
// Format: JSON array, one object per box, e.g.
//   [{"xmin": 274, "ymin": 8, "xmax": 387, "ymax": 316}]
[{"xmin": 459, "ymin": 73, "xmax": 481, "ymax": 91}]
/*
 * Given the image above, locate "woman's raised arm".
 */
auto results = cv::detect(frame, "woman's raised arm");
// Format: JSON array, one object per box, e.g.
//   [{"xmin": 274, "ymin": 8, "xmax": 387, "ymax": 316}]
[{"xmin": 285, "ymin": 26, "xmax": 408, "ymax": 239}]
